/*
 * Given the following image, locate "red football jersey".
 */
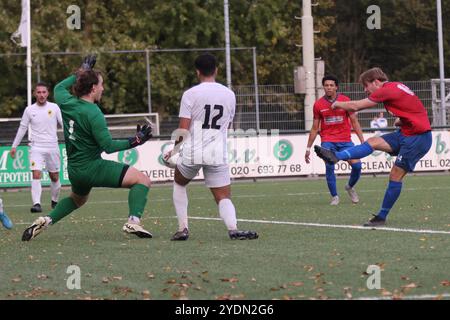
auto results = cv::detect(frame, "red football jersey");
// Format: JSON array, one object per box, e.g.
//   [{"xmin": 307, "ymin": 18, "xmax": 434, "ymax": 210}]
[
  {"xmin": 313, "ymin": 94, "xmax": 353, "ymax": 142},
  {"xmin": 369, "ymin": 82, "xmax": 431, "ymax": 136}
]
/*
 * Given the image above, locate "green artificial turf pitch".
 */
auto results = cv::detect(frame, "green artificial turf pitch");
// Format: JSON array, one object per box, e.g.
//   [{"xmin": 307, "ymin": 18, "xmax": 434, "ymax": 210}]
[{"xmin": 1, "ymin": 175, "xmax": 449, "ymax": 300}]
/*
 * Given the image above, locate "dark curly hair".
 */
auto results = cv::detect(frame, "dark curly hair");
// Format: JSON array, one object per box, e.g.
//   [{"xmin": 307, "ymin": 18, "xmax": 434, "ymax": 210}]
[
  {"xmin": 194, "ymin": 53, "xmax": 217, "ymax": 77},
  {"xmin": 73, "ymin": 70, "xmax": 102, "ymax": 98},
  {"xmin": 322, "ymin": 75, "xmax": 339, "ymax": 87}
]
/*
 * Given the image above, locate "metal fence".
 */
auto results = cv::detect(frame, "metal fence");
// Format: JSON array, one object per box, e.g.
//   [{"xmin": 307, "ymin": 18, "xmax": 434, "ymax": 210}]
[
  {"xmin": 2, "ymin": 49, "xmax": 445, "ymax": 136},
  {"xmin": 233, "ymin": 85, "xmax": 303, "ymax": 133},
  {"xmin": 0, "ymin": 81, "xmax": 440, "ymax": 139},
  {"xmin": 229, "ymin": 80, "xmax": 437, "ymax": 135}
]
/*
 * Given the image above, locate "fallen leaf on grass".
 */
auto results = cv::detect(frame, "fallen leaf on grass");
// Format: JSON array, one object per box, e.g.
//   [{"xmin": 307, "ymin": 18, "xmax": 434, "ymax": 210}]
[
  {"xmin": 171, "ymin": 289, "xmax": 187, "ymax": 299},
  {"xmin": 343, "ymin": 287, "xmax": 352, "ymax": 299},
  {"xmin": 290, "ymin": 282, "xmax": 304, "ymax": 287},
  {"xmin": 304, "ymin": 265, "xmax": 314, "ymax": 272},
  {"xmin": 112, "ymin": 287, "xmax": 133, "ymax": 295},
  {"xmin": 22, "ymin": 287, "xmax": 58, "ymax": 298},
  {"xmin": 401, "ymin": 283, "xmax": 418, "ymax": 289},
  {"xmin": 440, "ymin": 280, "xmax": 450, "ymax": 287},
  {"xmin": 381, "ymin": 289, "xmax": 392, "ymax": 296},
  {"xmin": 270, "ymin": 287, "xmax": 280, "ymax": 291},
  {"xmin": 11, "ymin": 277, "xmax": 22, "ymax": 283},
  {"xmin": 220, "ymin": 278, "xmax": 238, "ymax": 283},
  {"xmin": 216, "ymin": 293, "xmax": 245, "ymax": 300}
]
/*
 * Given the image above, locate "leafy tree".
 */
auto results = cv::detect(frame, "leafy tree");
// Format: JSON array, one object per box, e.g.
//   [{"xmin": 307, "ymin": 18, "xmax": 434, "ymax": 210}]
[{"xmin": 0, "ymin": 0, "xmax": 448, "ymax": 121}]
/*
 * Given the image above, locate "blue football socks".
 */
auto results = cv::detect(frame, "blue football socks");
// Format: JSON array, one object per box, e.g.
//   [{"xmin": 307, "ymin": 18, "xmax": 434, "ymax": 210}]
[
  {"xmin": 336, "ymin": 142, "xmax": 374, "ymax": 161},
  {"xmin": 348, "ymin": 162, "xmax": 362, "ymax": 188},
  {"xmin": 325, "ymin": 163, "xmax": 338, "ymax": 197},
  {"xmin": 378, "ymin": 180, "xmax": 403, "ymax": 220}
]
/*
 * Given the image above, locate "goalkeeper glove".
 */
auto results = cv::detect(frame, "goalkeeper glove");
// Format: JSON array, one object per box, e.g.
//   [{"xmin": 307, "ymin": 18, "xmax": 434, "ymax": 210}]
[
  {"xmin": 80, "ymin": 54, "xmax": 97, "ymax": 71},
  {"xmin": 129, "ymin": 124, "xmax": 152, "ymax": 148}
]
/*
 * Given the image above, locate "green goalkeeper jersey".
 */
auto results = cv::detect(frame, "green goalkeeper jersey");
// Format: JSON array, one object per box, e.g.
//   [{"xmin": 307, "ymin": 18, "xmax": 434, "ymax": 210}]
[{"xmin": 54, "ymin": 75, "xmax": 130, "ymax": 168}]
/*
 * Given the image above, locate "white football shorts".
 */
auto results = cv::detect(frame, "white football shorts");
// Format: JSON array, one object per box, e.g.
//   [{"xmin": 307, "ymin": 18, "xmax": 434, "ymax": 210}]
[
  {"xmin": 176, "ymin": 158, "xmax": 230, "ymax": 188},
  {"xmin": 29, "ymin": 146, "xmax": 61, "ymax": 172}
]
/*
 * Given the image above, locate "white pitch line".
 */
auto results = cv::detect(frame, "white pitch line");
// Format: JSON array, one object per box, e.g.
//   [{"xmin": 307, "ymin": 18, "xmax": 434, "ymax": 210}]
[
  {"xmin": 3, "ymin": 194, "xmax": 272, "ymax": 208},
  {"xmin": 187, "ymin": 216, "xmax": 450, "ymax": 235},
  {"xmin": 287, "ymin": 185, "xmax": 450, "ymax": 196},
  {"xmin": 5, "ymin": 185, "xmax": 449, "ymax": 208},
  {"xmin": 356, "ymin": 293, "xmax": 450, "ymax": 300},
  {"xmin": 12, "ymin": 215, "xmax": 450, "ymax": 235}
]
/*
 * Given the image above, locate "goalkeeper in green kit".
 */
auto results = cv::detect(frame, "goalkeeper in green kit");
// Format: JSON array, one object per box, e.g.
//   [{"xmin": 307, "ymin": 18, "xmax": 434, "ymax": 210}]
[{"xmin": 22, "ymin": 55, "xmax": 153, "ymax": 241}]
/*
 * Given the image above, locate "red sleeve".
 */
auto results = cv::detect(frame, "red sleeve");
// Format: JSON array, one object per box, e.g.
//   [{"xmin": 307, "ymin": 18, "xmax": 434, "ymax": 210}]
[
  {"xmin": 369, "ymin": 86, "xmax": 394, "ymax": 103},
  {"xmin": 313, "ymin": 102, "xmax": 321, "ymax": 119}
]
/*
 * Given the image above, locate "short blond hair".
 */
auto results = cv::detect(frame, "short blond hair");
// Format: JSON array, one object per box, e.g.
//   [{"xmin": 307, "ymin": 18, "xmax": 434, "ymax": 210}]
[{"xmin": 359, "ymin": 67, "xmax": 389, "ymax": 85}]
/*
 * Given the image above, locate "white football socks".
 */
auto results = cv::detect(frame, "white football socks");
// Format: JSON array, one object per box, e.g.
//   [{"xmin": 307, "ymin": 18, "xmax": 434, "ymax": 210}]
[
  {"xmin": 44, "ymin": 216, "xmax": 53, "ymax": 226},
  {"xmin": 128, "ymin": 216, "xmax": 140, "ymax": 224},
  {"xmin": 31, "ymin": 179, "xmax": 42, "ymax": 205},
  {"xmin": 218, "ymin": 198, "xmax": 237, "ymax": 231},
  {"xmin": 51, "ymin": 180, "xmax": 61, "ymax": 202},
  {"xmin": 173, "ymin": 182, "xmax": 188, "ymax": 231},
  {"xmin": 0, "ymin": 198, "xmax": 3, "ymax": 212}
]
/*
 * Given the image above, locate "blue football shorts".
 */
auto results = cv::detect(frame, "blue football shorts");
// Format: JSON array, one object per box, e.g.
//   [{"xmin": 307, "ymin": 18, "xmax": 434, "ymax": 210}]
[
  {"xmin": 321, "ymin": 141, "xmax": 355, "ymax": 153},
  {"xmin": 381, "ymin": 130, "xmax": 432, "ymax": 172}
]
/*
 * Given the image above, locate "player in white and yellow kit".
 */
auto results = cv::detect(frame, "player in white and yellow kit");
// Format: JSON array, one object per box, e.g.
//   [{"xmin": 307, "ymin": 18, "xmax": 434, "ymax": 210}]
[{"xmin": 10, "ymin": 83, "xmax": 63, "ymax": 213}]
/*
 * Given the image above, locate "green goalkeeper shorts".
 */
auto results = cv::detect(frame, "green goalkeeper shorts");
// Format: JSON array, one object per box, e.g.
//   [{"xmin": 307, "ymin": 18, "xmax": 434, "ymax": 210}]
[{"xmin": 68, "ymin": 159, "xmax": 129, "ymax": 196}]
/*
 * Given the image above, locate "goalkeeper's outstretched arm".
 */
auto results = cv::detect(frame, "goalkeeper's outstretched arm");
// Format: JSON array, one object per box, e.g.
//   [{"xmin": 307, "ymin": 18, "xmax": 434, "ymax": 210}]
[
  {"xmin": 54, "ymin": 55, "xmax": 96, "ymax": 106},
  {"xmin": 91, "ymin": 112, "xmax": 131, "ymax": 154},
  {"xmin": 92, "ymin": 114, "xmax": 153, "ymax": 154},
  {"xmin": 54, "ymin": 75, "xmax": 77, "ymax": 105}
]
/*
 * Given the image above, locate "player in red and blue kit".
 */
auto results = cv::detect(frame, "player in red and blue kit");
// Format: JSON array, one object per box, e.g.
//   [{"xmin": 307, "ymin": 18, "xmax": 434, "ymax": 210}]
[
  {"xmin": 315, "ymin": 68, "xmax": 432, "ymax": 227},
  {"xmin": 305, "ymin": 75, "xmax": 365, "ymax": 205}
]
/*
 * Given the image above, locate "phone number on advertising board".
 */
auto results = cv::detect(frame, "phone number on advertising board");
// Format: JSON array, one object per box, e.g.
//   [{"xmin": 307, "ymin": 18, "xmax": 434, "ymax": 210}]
[{"xmin": 230, "ymin": 164, "xmax": 302, "ymax": 175}]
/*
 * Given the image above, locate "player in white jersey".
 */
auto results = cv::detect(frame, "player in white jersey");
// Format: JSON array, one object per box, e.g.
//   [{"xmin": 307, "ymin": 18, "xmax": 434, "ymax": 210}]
[
  {"xmin": 164, "ymin": 53, "xmax": 258, "ymax": 241},
  {"xmin": 10, "ymin": 83, "xmax": 63, "ymax": 213}
]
